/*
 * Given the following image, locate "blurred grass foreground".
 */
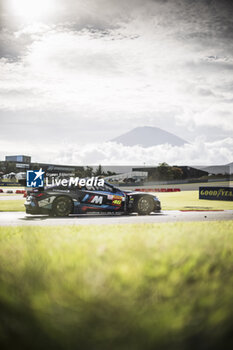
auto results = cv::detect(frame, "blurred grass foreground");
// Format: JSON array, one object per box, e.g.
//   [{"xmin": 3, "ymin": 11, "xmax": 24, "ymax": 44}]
[{"xmin": 0, "ymin": 222, "xmax": 233, "ymax": 350}]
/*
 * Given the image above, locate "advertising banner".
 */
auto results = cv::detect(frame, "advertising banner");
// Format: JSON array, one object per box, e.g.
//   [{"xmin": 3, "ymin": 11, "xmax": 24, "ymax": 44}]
[
  {"xmin": 0, "ymin": 182, "xmax": 21, "ymax": 187},
  {"xmin": 199, "ymin": 187, "xmax": 233, "ymax": 201}
]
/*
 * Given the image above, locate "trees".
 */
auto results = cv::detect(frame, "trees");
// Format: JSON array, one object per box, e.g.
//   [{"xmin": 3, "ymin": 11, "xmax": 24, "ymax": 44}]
[
  {"xmin": 85, "ymin": 166, "xmax": 94, "ymax": 177},
  {"xmin": 156, "ymin": 163, "xmax": 183, "ymax": 181},
  {"xmin": 171, "ymin": 166, "xmax": 183, "ymax": 180},
  {"xmin": 94, "ymin": 165, "xmax": 104, "ymax": 176},
  {"xmin": 74, "ymin": 167, "xmax": 86, "ymax": 178},
  {"xmin": 157, "ymin": 162, "xmax": 172, "ymax": 180}
]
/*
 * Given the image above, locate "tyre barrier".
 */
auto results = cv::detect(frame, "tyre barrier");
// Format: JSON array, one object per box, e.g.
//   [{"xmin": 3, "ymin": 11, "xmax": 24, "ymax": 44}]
[
  {"xmin": 135, "ymin": 188, "xmax": 181, "ymax": 192},
  {"xmin": 0, "ymin": 188, "xmax": 26, "ymax": 194},
  {"xmin": 16, "ymin": 190, "xmax": 26, "ymax": 194}
]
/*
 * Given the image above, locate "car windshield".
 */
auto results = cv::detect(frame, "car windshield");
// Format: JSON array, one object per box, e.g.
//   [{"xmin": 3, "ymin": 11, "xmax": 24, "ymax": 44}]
[
  {"xmin": 82, "ymin": 181, "xmax": 119, "ymax": 193},
  {"xmin": 95, "ymin": 183, "xmax": 114, "ymax": 192}
]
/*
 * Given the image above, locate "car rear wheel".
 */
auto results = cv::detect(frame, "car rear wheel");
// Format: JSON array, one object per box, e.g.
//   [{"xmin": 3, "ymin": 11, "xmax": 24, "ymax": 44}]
[
  {"xmin": 135, "ymin": 196, "xmax": 154, "ymax": 215},
  {"xmin": 52, "ymin": 196, "xmax": 73, "ymax": 217}
]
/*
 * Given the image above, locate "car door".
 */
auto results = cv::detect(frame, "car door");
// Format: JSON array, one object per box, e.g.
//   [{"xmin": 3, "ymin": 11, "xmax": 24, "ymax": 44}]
[
  {"xmin": 79, "ymin": 183, "xmax": 125, "ymax": 212},
  {"xmin": 101, "ymin": 183, "xmax": 125, "ymax": 211}
]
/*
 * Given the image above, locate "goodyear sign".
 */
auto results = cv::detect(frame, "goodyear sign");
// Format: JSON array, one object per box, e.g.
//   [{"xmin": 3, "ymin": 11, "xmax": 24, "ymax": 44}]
[{"xmin": 199, "ymin": 187, "xmax": 233, "ymax": 201}]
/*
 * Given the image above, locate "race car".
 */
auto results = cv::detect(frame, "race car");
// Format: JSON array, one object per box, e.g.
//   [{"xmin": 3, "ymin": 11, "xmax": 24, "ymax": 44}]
[{"xmin": 24, "ymin": 181, "xmax": 161, "ymax": 217}]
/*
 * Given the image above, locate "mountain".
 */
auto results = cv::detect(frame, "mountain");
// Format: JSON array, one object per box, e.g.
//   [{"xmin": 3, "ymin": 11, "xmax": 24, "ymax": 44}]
[
  {"xmin": 195, "ymin": 162, "xmax": 233, "ymax": 175},
  {"xmin": 111, "ymin": 126, "xmax": 188, "ymax": 147}
]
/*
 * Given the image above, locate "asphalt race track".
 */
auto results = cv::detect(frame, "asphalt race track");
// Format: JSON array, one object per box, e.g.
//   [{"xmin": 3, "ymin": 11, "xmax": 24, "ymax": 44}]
[{"xmin": 0, "ymin": 210, "xmax": 232, "ymax": 226}]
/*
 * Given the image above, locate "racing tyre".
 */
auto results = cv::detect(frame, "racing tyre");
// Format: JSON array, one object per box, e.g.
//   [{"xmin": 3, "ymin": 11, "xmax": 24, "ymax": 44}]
[
  {"xmin": 52, "ymin": 196, "xmax": 73, "ymax": 217},
  {"xmin": 135, "ymin": 196, "xmax": 154, "ymax": 215}
]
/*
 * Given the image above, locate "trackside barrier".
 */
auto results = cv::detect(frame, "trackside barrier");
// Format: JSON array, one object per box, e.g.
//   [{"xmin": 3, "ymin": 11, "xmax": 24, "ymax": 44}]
[
  {"xmin": 0, "ymin": 188, "xmax": 26, "ymax": 194},
  {"xmin": 16, "ymin": 190, "xmax": 26, "ymax": 194},
  {"xmin": 135, "ymin": 188, "xmax": 181, "ymax": 192}
]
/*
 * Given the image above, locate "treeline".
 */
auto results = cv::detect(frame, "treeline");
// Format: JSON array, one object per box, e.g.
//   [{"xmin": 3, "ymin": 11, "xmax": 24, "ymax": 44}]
[
  {"xmin": 75, "ymin": 165, "xmax": 116, "ymax": 178},
  {"xmin": 148, "ymin": 163, "xmax": 183, "ymax": 181}
]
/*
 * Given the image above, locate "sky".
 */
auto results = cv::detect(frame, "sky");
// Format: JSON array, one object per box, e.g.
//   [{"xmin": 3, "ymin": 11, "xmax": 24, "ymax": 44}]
[{"xmin": 0, "ymin": 0, "xmax": 233, "ymax": 165}]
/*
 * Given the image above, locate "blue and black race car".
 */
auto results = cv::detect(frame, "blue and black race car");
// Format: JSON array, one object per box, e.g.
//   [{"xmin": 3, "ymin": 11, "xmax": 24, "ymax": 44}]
[{"xmin": 25, "ymin": 181, "xmax": 161, "ymax": 217}]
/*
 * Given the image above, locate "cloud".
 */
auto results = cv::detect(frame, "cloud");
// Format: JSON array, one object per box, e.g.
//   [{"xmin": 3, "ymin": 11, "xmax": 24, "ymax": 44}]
[
  {"xmin": 1, "ymin": 137, "xmax": 232, "ymax": 166},
  {"xmin": 1, "ymin": 24, "xmax": 232, "ymax": 111},
  {"xmin": 0, "ymin": 0, "xmax": 233, "ymax": 163},
  {"xmin": 54, "ymin": 138, "xmax": 233, "ymax": 166}
]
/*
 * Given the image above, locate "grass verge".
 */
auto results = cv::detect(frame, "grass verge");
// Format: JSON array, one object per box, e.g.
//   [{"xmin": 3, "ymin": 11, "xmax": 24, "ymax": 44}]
[
  {"xmin": 0, "ymin": 199, "xmax": 25, "ymax": 211},
  {"xmin": 0, "ymin": 222, "xmax": 233, "ymax": 349},
  {"xmin": 157, "ymin": 191, "xmax": 233, "ymax": 210}
]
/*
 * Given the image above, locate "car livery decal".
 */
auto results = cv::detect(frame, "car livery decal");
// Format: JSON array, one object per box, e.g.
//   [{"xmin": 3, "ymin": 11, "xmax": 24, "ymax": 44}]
[
  {"xmin": 82, "ymin": 194, "xmax": 104, "ymax": 205},
  {"xmin": 89, "ymin": 195, "xmax": 103, "ymax": 204},
  {"xmin": 82, "ymin": 194, "xmax": 89, "ymax": 202},
  {"xmin": 80, "ymin": 204, "xmax": 121, "ymax": 212},
  {"xmin": 112, "ymin": 195, "xmax": 122, "ymax": 206},
  {"xmin": 38, "ymin": 196, "xmax": 56, "ymax": 208}
]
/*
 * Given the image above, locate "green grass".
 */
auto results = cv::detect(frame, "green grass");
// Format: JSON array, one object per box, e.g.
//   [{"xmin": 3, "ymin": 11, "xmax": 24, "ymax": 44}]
[
  {"xmin": 157, "ymin": 191, "xmax": 233, "ymax": 210},
  {"xmin": 1, "ymin": 190, "xmax": 233, "ymax": 212},
  {"xmin": 0, "ymin": 199, "xmax": 25, "ymax": 211},
  {"xmin": 0, "ymin": 222, "xmax": 233, "ymax": 349},
  {"xmin": 0, "ymin": 193, "xmax": 21, "ymax": 196},
  {"xmin": 172, "ymin": 180, "xmax": 232, "ymax": 188}
]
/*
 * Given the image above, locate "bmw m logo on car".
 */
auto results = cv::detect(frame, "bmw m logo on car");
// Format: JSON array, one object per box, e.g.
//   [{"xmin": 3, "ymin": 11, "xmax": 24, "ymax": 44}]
[{"xmin": 90, "ymin": 195, "xmax": 103, "ymax": 204}]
